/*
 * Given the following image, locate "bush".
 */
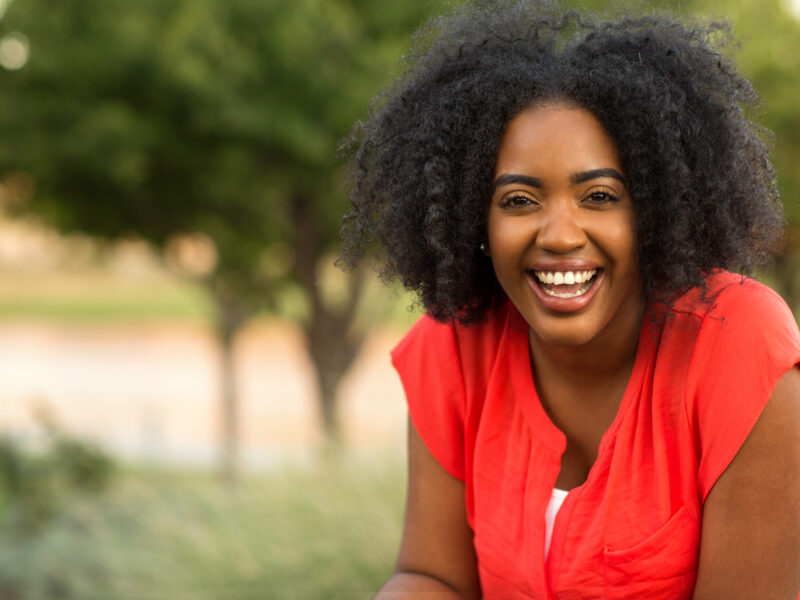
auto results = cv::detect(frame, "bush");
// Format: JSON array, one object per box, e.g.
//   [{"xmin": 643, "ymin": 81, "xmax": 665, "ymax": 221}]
[
  {"xmin": 0, "ymin": 453, "xmax": 405, "ymax": 600},
  {"xmin": 0, "ymin": 424, "xmax": 115, "ymax": 533}
]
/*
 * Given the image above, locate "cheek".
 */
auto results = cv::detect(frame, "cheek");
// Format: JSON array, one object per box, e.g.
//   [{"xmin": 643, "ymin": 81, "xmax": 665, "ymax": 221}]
[
  {"xmin": 488, "ymin": 215, "xmax": 531, "ymax": 252},
  {"xmin": 600, "ymin": 218, "xmax": 638, "ymax": 266},
  {"xmin": 487, "ymin": 222, "xmax": 523, "ymax": 272}
]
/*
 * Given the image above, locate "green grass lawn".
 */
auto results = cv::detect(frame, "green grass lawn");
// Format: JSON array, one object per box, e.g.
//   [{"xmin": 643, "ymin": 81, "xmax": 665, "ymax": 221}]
[
  {"xmin": 0, "ymin": 455, "xmax": 406, "ymax": 600},
  {"xmin": 0, "ymin": 271, "xmax": 213, "ymax": 322},
  {"xmin": 0, "ymin": 267, "xmax": 422, "ymax": 327}
]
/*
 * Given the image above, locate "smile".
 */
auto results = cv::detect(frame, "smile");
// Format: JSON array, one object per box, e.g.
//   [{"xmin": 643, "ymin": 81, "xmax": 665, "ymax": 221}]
[{"xmin": 532, "ymin": 269, "xmax": 598, "ymax": 298}]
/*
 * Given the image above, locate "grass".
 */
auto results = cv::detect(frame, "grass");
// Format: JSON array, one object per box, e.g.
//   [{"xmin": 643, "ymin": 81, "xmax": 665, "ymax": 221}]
[
  {"xmin": 0, "ymin": 271, "xmax": 213, "ymax": 322},
  {"xmin": 0, "ymin": 455, "xmax": 407, "ymax": 600},
  {"xmin": 0, "ymin": 266, "xmax": 423, "ymax": 327}
]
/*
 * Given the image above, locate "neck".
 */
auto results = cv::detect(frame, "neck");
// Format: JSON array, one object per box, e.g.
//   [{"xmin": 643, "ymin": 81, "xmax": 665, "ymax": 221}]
[{"xmin": 528, "ymin": 300, "xmax": 646, "ymax": 389}]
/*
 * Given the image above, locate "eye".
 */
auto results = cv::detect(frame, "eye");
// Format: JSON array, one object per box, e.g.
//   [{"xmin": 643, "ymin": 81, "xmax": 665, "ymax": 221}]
[
  {"xmin": 582, "ymin": 189, "xmax": 620, "ymax": 205},
  {"xmin": 498, "ymin": 193, "xmax": 537, "ymax": 209}
]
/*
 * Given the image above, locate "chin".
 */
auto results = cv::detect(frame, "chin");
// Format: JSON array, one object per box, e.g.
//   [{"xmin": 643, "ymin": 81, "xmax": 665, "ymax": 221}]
[{"xmin": 529, "ymin": 321, "xmax": 601, "ymax": 348}]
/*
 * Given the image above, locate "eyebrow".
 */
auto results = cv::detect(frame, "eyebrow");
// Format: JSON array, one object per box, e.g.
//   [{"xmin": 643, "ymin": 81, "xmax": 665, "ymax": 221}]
[
  {"xmin": 493, "ymin": 174, "xmax": 543, "ymax": 189},
  {"xmin": 492, "ymin": 168, "xmax": 627, "ymax": 190},
  {"xmin": 570, "ymin": 168, "xmax": 627, "ymax": 185}
]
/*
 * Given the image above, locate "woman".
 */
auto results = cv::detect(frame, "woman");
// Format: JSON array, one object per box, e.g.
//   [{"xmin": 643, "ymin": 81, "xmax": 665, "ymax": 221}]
[{"xmin": 339, "ymin": 2, "xmax": 800, "ymax": 598}]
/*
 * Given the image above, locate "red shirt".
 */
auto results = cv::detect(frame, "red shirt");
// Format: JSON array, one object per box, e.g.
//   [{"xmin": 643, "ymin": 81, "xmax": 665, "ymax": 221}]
[{"xmin": 392, "ymin": 272, "xmax": 800, "ymax": 599}]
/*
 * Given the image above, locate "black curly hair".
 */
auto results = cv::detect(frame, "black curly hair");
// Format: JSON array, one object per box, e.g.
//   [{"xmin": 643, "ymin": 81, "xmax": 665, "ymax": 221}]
[{"xmin": 339, "ymin": 0, "xmax": 784, "ymax": 324}]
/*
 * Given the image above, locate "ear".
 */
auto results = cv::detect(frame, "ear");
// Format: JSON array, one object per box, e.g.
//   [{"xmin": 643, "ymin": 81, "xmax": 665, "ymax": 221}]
[{"xmin": 480, "ymin": 242, "xmax": 491, "ymax": 256}]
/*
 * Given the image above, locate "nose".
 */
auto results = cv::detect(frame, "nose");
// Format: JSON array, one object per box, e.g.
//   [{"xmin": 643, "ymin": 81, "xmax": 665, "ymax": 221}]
[{"xmin": 535, "ymin": 201, "xmax": 588, "ymax": 253}]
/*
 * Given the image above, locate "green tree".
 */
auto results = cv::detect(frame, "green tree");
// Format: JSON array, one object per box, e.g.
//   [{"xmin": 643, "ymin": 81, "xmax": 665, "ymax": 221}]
[
  {"xmin": 0, "ymin": 0, "xmax": 444, "ymax": 481},
  {"xmin": 697, "ymin": 0, "xmax": 800, "ymax": 315}
]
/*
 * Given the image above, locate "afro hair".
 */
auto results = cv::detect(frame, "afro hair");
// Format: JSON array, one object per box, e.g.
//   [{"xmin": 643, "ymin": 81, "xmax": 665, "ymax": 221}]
[{"xmin": 339, "ymin": 0, "xmax": 784, "ymax": 323}]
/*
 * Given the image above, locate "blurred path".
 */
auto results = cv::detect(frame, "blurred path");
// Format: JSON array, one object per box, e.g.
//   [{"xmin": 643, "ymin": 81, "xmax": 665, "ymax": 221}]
[{"xmin": 0, "ymin": 319, "xmax": 408, "ymax": 468}]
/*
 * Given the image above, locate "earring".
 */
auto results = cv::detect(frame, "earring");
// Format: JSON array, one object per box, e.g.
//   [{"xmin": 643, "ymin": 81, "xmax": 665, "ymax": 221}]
[{"xmin": 479, "ymin": 243, "xmax": 487, "ymax": 252}]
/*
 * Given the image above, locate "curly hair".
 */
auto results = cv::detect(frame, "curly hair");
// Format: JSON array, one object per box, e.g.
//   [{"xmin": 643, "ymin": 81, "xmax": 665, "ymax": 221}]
[{"xmin": 339, "ymin": 0, "xmax": 784, "ymax": 324}]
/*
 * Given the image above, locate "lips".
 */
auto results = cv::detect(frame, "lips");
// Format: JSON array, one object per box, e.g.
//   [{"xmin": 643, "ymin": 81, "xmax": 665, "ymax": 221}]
[{"xmin": 526, "ymin": 267, "xmax": 603, "ymax": 313}]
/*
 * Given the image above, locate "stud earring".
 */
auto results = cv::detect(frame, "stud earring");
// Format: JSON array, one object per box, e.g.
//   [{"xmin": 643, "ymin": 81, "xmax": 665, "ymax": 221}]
[{"xmin": 480, "ymin": 242, "xmax": 489, "ymax": 255}]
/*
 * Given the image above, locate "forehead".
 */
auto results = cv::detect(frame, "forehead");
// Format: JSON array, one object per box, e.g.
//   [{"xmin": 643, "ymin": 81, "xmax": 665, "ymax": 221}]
[{"xmin": 494, "ymin": 104, "xmax": 624, "ymax": 178}]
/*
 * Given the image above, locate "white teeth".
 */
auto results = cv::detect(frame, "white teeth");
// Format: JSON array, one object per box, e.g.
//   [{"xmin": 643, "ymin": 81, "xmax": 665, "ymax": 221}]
[
  {"xmin": 534, "ymin": 269, "xmax": 597, "ymax": 285},
  {"xmin": 532, "ymin": 269, "xmax": 598, "ymax": 298},
  {"xmin": 544, "ymin": 287, "xmax": 589, "ymax": 299}
]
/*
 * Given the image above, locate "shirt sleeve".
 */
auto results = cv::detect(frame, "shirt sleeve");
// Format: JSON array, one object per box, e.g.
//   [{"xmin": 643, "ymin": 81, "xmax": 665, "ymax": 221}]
[
  {"xmin": 391, "ymin": 314, "xmax": 467, "ymax": 481},
  {"xmin": 686, "ymin": 280, "xmax": 800, "ymax": 502}
]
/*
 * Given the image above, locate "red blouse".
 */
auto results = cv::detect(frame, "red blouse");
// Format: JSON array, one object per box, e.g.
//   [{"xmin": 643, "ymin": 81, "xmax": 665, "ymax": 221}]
[{"xmin": 392, "ymin": 272, "xmax": 800, "ymax": 600}]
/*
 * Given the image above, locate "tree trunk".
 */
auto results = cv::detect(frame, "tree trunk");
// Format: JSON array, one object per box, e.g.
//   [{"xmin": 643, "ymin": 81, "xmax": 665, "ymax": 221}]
[
  {"xmin": 315, "ymin": 342, "xmax": 345, "ymax": 441},
  {"xmin": 218, "ymin": 318, "xmax": 238, "ymax": 486},
  {"xmin": 306, "ymin": 296, "xmax": 365, "ymax": 442},
  {"xmin": 211, "ymin": 285, "xmax": 250, "ymax": 486},
  {"xmin": 770, "ymin": 225, "xmax": 800, "ymax": 319},
  {"xmin": 292, "ymin": 197, "xmax": 367, "ymax": 442},
  {"xmin": 774, "ymin": 252, "xmax": 800, "ymax": 318}
]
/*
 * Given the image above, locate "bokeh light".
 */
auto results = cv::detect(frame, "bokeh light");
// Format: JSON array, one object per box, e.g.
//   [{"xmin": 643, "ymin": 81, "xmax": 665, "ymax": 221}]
[
  {"xmin": 0, "ymin": 31, "xmax": 29, "ymax": 70},
  {"xmin": 165, "ymin": 232, "xmax": 219, "ymax": 277},
  {"xmin": 784, "ymin": 0, "xmax": 800, "ymax": 19}
]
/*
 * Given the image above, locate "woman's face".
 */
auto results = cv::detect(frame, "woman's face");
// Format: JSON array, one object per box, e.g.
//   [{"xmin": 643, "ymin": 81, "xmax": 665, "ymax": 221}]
[{"xmin": 487, "ymin": 103, "xmax": 643, "ymax": 348}]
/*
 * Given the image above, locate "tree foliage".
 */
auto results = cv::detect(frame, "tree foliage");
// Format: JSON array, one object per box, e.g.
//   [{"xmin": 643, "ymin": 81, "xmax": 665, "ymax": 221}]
[
  {"xmin": 0, "ymin": 0, "xmax": 447, "ymax": 477},
  {"xmin": 0, "ymin": 0, "xmax": 441, "ymax": 290}
]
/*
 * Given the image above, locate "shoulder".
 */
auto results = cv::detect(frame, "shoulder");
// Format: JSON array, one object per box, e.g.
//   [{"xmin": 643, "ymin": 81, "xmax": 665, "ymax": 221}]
[
  {"xmin": 392, "ymin": 301, "xmax": 513, "ymax": 368},
  {"xmin": 390, "ymin": 303, "xmax": 515, "ymax": 483},
  {"xmin": 672, "ymin": 270, "xmax": 795, "ymax": 324},
  {"xmin": 670, "ymin": 270, "xmax": 800, "ymax": 375},
  {"xmin": 670, "ymin": 272, "xmax": 800, "ymax": 500},
  {"xmin": 666, "ymin": 271, "xmax": 799, "ymax": 354}
]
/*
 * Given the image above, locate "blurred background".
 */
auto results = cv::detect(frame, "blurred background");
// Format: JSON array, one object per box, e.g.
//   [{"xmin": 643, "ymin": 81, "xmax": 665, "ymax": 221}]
[{"xmin": 0, "ymin": 0, "xmax": 796, "ymax": 598}]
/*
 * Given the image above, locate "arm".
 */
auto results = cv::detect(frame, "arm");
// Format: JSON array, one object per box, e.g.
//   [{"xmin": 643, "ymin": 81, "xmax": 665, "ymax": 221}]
[
  {"xmin": 375, "ymin": 418, "xmax": 481, "ymax": 600},
  {"xmin": 693, "ymin": 366, "xmax": 800, "ymax": 600}
]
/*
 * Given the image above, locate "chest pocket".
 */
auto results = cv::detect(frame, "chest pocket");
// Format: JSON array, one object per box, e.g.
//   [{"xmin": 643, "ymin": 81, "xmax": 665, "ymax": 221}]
[{"xmin": 603, "ymin": 505, "xmax": 700, "ymax": 600}]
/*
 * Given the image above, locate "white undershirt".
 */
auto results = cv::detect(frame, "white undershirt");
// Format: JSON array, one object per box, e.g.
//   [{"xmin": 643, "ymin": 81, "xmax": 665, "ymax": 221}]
[{"xmin": 544, "ymin": 488, "xmax": 569, "ymax": 559}]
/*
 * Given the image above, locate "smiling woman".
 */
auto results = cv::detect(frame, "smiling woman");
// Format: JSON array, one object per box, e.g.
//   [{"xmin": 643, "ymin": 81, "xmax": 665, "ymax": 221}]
[
  {"xmin": 339, "ymin": 1, "xmax": 800, "ymax": 598},
  {"xmin": 487, "ymin": 104, "xmax": 642, "ymax": 350}
]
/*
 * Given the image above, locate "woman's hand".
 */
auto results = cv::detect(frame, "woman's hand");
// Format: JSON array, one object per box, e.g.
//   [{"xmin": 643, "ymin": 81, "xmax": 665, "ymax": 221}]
[
  {"xmin": 693, "ymin": 366, "xmax": 800, "ymax": 599},
  {"xmin": 374, "ymin": 418, "xmax": 482, "ymax": 599}
]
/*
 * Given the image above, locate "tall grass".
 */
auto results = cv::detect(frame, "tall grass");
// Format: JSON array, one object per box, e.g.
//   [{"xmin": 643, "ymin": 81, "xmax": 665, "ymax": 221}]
[{"xmin": 0, "ymin": 454, "xmax": 406, "ymax": 599}]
